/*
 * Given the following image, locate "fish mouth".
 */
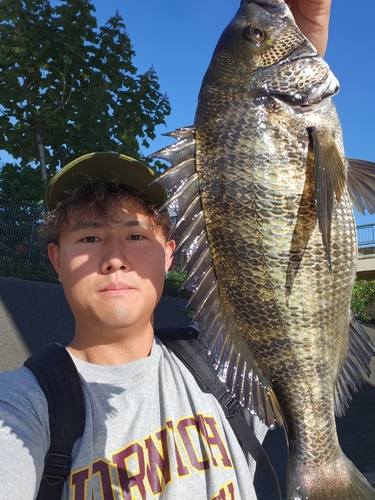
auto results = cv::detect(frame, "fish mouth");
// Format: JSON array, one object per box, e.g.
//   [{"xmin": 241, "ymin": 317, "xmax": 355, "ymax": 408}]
[{"xmin": 270, "ymin": 65, "xmax": 340, "ymax": 113}]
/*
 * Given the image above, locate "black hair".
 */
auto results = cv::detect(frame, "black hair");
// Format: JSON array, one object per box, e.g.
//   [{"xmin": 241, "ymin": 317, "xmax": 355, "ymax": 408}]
[{"xmin": 39, "ymin": 180, "xmax": 172, "ymax": 250}]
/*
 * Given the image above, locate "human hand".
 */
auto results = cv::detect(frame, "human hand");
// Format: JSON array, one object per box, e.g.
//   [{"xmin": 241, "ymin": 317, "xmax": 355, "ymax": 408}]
[{"xmin": 286, "ymin": 0, "xmax": 332, "ymax": 56}]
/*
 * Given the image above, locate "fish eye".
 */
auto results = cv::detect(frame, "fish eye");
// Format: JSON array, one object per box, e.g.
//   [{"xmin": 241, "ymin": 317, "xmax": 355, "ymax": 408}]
[{"xmin": 243, "ymin": 25, "xmax": 266, "ymax": 44}]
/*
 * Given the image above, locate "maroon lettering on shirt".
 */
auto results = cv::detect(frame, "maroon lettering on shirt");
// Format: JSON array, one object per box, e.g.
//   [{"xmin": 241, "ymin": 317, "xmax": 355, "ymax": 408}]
[
  {"xmin": 112, "ymin": 442, "xmax": 146, "ymax": 500},
  {"xmin": 144, "ymin": 427, "xmax": 171, "ymax": 494}
]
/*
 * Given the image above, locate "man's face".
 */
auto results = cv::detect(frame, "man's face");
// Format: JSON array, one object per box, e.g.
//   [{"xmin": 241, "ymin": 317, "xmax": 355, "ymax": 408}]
[{"xmin": 48, "ymin": 198, "xmax": 175, "ymax": 337}]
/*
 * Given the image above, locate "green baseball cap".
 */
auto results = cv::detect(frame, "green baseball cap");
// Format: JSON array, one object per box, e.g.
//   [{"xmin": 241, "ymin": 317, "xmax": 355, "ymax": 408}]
[{"xmin": 45, "ymin": 152, "xmax": 167, "ymax": 211}]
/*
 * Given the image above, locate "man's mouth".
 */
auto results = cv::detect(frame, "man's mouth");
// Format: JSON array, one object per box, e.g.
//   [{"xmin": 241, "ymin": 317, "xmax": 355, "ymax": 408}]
[{"xmin": 99, "ymin": 282, "xmax": 134, "ymax": 293}]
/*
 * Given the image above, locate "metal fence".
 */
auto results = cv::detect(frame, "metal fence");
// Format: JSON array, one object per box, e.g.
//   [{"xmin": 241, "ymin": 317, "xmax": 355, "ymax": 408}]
[
  {"xmin": 357, "ymin": 223, "xmax": 375, "ymax": 248},
  {"xmin": 0, "ymin": 197, "xmax": 57, "ymax": 283}
]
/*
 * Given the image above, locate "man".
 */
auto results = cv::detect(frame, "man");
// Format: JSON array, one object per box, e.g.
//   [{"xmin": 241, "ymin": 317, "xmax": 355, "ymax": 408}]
[{"xmin": 0, "ymin": 2, "xmax": 332, "ymax": 498}]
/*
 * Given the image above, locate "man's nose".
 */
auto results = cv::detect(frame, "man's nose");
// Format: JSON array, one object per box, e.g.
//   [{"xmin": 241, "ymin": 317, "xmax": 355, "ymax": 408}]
[{"xmin": 100, "ymin": 240, "xmax": 129, "ymax": 273}]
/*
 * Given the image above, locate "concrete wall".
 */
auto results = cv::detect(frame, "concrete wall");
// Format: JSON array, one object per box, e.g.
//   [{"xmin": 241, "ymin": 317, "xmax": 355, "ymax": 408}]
[
  {"xmin": 357, "ymin": 247, "xmax": 375, "ymax": 281},
  {"xmin": 356, "ymin": 249, "xmax": 375, "ymax": 318}
]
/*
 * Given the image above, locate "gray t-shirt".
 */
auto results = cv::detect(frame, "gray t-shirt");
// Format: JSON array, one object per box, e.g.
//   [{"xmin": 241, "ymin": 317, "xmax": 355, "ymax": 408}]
[{"xmin": 0, "ymin": 337, "xmax": 267, "ymax": 499}]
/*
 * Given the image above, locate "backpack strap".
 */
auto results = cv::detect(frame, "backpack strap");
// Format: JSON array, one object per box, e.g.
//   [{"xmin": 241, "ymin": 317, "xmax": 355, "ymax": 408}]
[
  {"xmin": 24, "ymin": 343, "xmax": 86, "ymax": 500},
  {"xmin": 155, "ymin": 326, "xmax": 281, "ymax": 500}
]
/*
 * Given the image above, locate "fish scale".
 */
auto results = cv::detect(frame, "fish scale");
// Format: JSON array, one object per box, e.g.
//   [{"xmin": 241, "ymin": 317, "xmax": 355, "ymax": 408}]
[{"xmin": 151, "ymin": 1, "xmax": 375, "ymax": 498}]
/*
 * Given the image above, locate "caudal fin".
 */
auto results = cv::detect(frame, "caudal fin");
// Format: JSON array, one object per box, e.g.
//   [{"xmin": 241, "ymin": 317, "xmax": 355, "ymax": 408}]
[{"xmin": 287, "ymin": 451, "xmax": 375, "ymax": 500}]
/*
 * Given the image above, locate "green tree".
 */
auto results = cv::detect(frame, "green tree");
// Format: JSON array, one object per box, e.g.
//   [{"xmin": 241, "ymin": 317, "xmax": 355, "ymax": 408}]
[
  {"xmin": 351, "ymin": 279, "xmax": 375, "ymax": 323},
  {"xmin": 0, "ymin": 162, "xmax": 45, "ymax": 202},
  {"xmin": 0, "ymin": 0, "xmax": 170, "ymax": 183}
]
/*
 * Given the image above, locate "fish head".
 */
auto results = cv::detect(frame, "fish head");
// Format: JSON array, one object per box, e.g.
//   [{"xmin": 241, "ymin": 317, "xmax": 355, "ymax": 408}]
[{"xmin": 197, "ymin": 0, "xmax": 339, "ymax": 115}]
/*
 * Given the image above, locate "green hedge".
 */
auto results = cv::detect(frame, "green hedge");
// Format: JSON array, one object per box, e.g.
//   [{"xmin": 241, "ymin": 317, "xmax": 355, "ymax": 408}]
[
  {"xmin": 351, "ymin": 279, "xmax": 375, "ymax": 323},
  {"xmin": 164, "ymin": 269, "xmax": 191, "ymax": 299}
]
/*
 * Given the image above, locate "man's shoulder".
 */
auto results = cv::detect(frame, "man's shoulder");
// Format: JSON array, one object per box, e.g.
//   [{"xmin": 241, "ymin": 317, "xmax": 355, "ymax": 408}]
[
  {"xmin": 0, "ymin": 364, "xmax": 41, "ymax": 385},
  {"xmin": 0, "ymin": 364, "xmax": 47, "ymax": 409}
]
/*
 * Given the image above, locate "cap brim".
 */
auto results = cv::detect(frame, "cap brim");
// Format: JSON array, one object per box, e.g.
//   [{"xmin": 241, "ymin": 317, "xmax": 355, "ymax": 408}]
[{"xmin": 45, "ymin": 152, "xmax": 167, "ymax": 211}]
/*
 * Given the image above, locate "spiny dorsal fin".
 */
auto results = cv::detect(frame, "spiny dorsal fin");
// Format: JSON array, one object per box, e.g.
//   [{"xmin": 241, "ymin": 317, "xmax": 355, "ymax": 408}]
[
  {"xmin": 150, "ymin": 127, "xmax": 283, "ymax": 429},
  {"xmin": 198, "ymin": 313, "xmax": 284, "ymax": 429},
  {"xmin": 152, "ymin": 158, "xmax": 196, "ymax": 192}
]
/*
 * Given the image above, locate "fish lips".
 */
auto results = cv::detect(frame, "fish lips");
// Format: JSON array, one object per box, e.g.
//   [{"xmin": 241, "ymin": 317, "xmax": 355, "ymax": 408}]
[{"xmin": 269, "ymin": 59, "xmax": 340, "ymax": 112}]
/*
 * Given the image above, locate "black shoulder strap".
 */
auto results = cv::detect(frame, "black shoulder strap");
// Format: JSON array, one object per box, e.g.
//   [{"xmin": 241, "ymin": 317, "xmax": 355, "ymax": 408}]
[
  {"xmin": 155, "ymin": 326, "xmax": 281, "ymax": 500},
  {"xmin": 24, "ymin": 343, "xmax": 86, "ymax": 500}
]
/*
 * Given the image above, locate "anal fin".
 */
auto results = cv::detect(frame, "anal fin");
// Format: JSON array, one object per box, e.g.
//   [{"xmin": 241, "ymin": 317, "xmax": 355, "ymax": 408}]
[{"xmin": 334, "ymin": 316, "xmax": 375, "ymax": 417}]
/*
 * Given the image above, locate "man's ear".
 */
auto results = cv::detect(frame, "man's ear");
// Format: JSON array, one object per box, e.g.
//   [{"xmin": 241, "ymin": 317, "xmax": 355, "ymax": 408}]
[
  {"xmin": 165, "ymin": 239, "xmax": 176, "ymax": 272},
  {"xmin": 48, "ymin": 243, "xmax": 62, "ymax": 283}
]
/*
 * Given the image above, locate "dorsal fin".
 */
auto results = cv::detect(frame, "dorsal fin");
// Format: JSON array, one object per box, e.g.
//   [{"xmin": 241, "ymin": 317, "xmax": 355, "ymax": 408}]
[{"xmin": 150, "ymin": 128, "xmax": 284, "ymax": 429}]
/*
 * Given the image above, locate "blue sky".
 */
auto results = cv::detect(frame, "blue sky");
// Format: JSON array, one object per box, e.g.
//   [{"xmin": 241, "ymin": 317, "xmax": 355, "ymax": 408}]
[{"xmin": 92, "ymin": 0, "xmax": 375, "ymax": 227}]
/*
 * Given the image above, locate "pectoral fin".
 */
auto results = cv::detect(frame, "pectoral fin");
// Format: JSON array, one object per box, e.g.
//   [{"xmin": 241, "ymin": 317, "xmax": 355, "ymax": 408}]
[
  {"xmin": 308, "ymin": 127, "xmax": 346, "ymax": 267},
  {"xmin": 347, "ymin": 158, "xmax": 375, "ymax": 214}
]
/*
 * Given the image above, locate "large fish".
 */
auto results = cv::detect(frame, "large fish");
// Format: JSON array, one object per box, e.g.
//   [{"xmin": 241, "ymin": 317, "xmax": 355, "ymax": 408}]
[{"xmin": 151, "ymin": 1, "xmax": 375, "ymax": 498}]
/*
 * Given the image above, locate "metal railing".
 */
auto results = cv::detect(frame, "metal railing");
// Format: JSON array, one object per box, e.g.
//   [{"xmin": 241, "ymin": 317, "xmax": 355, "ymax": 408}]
[
  {"xmin": 357, "ymin": 223, "xmax": 375, "ymax": 248},
  {"xmin": 0, "ymin": 197, "xmax": 56, "ymax": 282}
]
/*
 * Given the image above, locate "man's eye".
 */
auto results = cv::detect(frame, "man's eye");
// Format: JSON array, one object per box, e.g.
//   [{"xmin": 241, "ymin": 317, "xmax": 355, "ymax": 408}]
[
  {"xmin": 128, "ymin": 234, "xmax": 143, "ymax": 240},
  {"xmin": 83, "ymin": 236, "xmax": 100, "ymax": 243}
]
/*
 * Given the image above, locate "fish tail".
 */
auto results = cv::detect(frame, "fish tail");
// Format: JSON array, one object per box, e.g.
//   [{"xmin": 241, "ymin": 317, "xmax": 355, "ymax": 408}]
[{"xmin": 287, "ymin": 451, "xmax": 375, "ymax": 499}]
